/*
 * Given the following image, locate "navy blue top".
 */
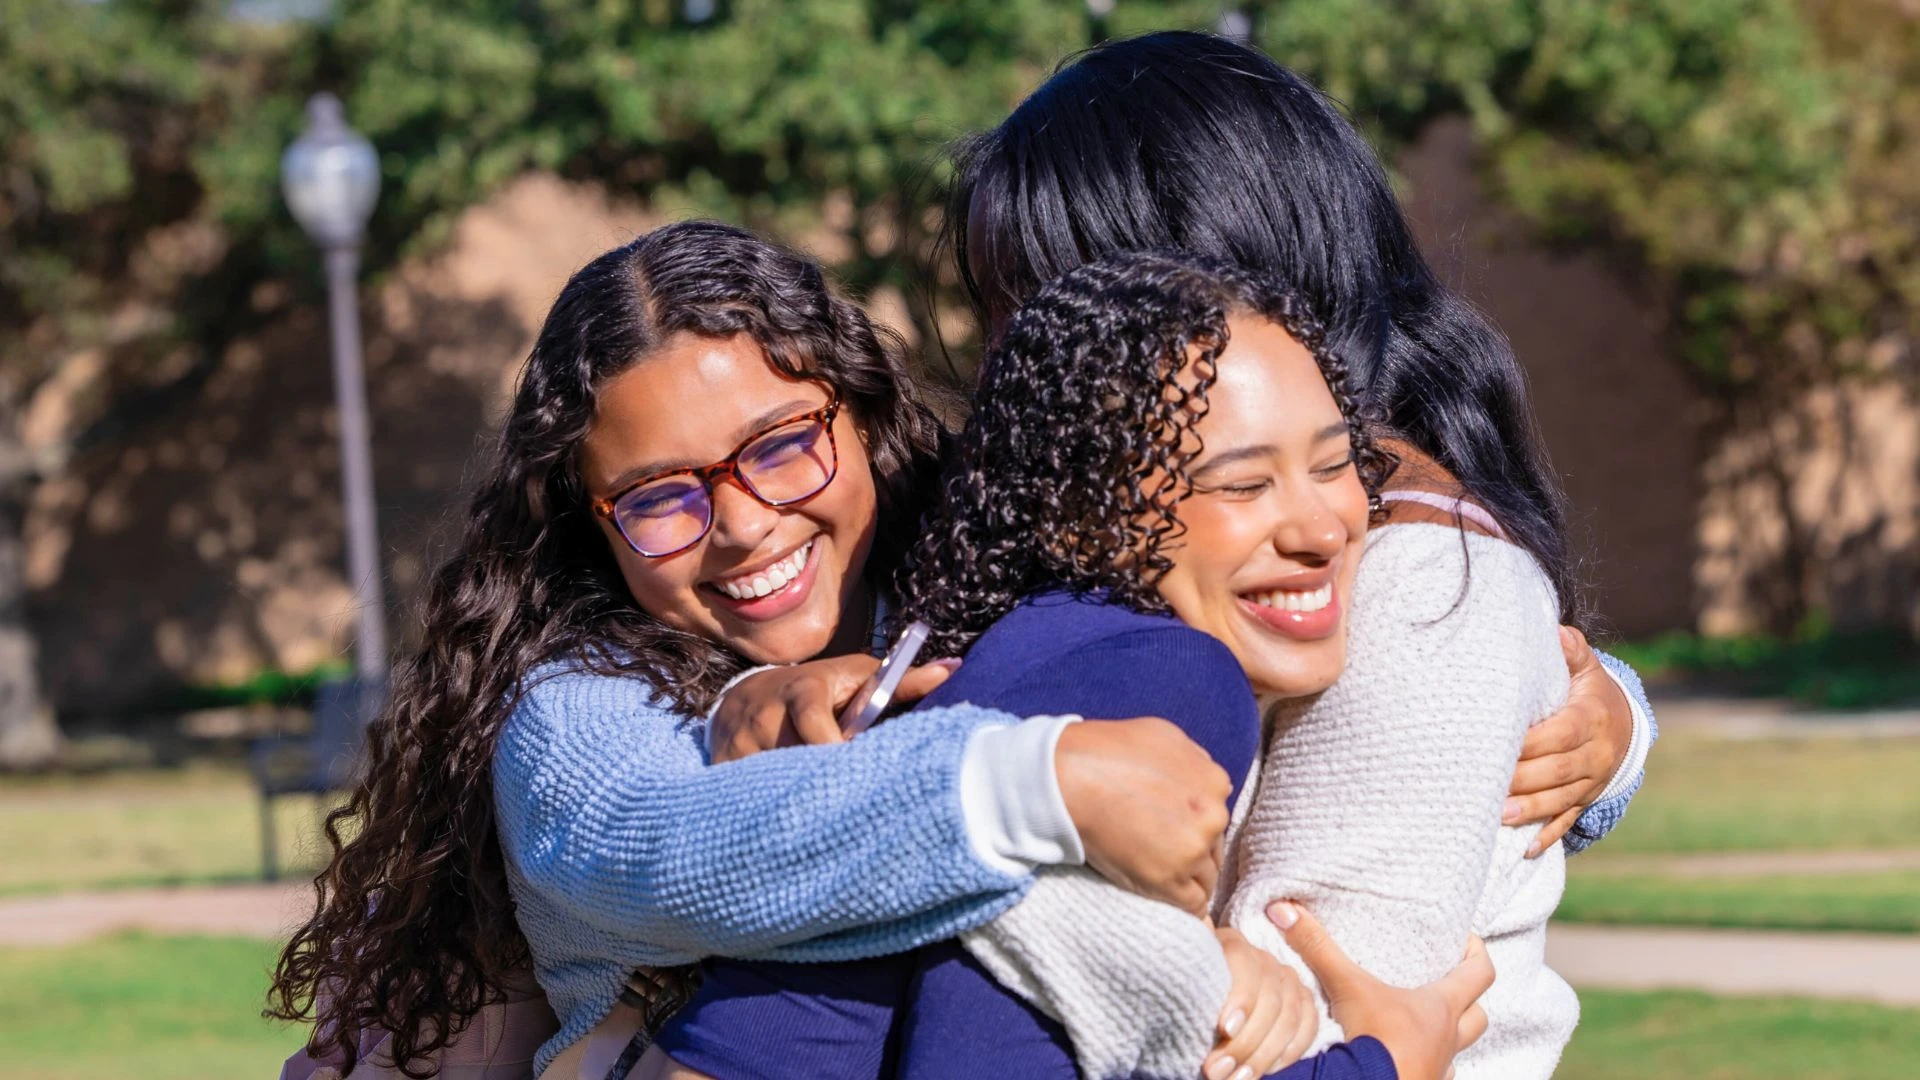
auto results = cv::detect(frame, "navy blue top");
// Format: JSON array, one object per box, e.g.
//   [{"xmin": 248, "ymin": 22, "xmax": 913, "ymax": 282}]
[
  {"xmin": 909, "ymin": 591, "xmax": 1397, "ymax": 1080},
  {"xmin": 914, "ymin": 591, "xmax": 1262, "ymax": 803}
]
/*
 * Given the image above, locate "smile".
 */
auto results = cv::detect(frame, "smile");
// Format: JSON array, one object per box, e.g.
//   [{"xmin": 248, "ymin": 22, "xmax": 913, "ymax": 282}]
[
  {"xmin": 1243, "ymin": 583, "xmax": 1333, "ymax": 613},
  {"xmin": 1236, "ymin": 577, "xmax": 1342, "ymax": 641},
  {"xmin": 713, "ymin": 539, "xmax": 815, "ymax": 601}
]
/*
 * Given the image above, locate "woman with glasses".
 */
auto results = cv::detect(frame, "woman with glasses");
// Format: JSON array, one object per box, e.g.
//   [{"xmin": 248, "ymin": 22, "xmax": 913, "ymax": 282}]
[{"xmin": 272, "ymin": 221, "xmax": 1342, "ymax": 1080}]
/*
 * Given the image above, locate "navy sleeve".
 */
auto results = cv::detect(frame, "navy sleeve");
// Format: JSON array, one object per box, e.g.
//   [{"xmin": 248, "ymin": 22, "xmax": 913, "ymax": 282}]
[
  {"xmin": 1269, "ymin": 1036, "xmax": 1398, "ymax": 1080},
  {"xmin": 977, "ymin": 625, "xmax": 1262, "ymax": 805}
]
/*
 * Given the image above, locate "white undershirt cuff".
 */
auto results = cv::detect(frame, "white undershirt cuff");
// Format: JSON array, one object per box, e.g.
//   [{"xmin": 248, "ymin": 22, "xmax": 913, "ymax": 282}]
[
  {"xmin": 1596, "ymin": 664, "xmax": 1652, "ymax": 804},
  {"xmin": 958, "ymin": 714, "xmax": 1086, "ymax": 875}
]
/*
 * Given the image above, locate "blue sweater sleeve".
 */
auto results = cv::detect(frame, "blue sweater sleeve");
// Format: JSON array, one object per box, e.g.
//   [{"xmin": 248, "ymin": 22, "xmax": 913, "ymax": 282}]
[
  {"xmin": 493, "ymin": 668, "xmax": 1031, "ymax": 960},
  {"xmin": 1564, "ymin": 650, "xmax": 1660, "ymax": 854}
]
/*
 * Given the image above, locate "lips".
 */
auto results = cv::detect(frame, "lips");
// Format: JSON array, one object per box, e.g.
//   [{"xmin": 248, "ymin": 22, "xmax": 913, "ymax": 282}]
[
  {"xmin": 702, "ymin": 537, "xmax": 823, "ymax": 622},
  {"xmin": 1237, "ymin": 579, "xmax": 1342, "ymax": 640},
  {"xmin": 714, "ymin": 538, "xmax": 814, "ymax": 600}
]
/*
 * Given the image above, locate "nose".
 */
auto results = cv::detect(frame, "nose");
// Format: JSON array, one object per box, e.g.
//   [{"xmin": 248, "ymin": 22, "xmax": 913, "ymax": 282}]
[
  {"xmin": 1271, "ymin": 483, "xmax": 1349, "ymax": 564},
  {"xmin": 704, "ymin": 478, "xmax": 780, "ymax": 555}
]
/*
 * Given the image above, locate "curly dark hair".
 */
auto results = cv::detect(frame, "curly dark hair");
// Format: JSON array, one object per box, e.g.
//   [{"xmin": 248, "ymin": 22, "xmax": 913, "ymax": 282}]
[
  {"xmin": 266, "ymin": 221, "xmax": 945, "ymax": 1076},
  {"xmin": 898, "ymin": 250, "xmax": 1394, "ymax": 659}
]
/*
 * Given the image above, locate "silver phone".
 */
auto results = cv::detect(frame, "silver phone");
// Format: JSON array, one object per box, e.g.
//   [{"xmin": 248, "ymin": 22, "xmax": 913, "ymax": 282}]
[{"xmin": 841, "ymin": 620, "xmax": 932, "ymax": 736}]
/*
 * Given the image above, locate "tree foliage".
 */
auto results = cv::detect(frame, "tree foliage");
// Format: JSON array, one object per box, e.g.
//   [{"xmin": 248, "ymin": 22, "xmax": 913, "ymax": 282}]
[{"xmin": 6, "ymin": 0, "xmax": 1916, "ymax": 391}]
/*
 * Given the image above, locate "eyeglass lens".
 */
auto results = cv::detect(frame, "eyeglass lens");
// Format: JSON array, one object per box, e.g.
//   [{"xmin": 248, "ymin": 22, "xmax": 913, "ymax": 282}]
[{"xmin": 613, "ymin": 416, "xmax": 835, "ymax": 556}]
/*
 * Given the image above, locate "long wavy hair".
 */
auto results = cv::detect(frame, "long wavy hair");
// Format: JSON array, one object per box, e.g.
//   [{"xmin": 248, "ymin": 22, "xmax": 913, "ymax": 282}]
[
  {"xmin": 267, "ymin": 221, "xmax": 945, "ymax": 1076},
  {"xmin": 899, "ymin": 250, "xmax": 1392, "ymax": 658},
  {"xmin": 944, "ymin": 30, "xmax": 1587, "ymax": 628}
]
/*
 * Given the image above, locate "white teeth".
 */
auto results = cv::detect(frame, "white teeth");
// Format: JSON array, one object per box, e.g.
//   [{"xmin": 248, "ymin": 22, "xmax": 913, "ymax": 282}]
[
  {"xmin": 716, "ymin": 539, "xmax": 814, "ymax": 601},
  {"xmin": 1247, "ymin": 583, "xmax": 1333, "ymax": 614}
]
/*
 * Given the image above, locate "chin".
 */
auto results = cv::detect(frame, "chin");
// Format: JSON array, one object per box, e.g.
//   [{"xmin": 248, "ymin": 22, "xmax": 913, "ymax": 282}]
[{"xmin": 1247, "ymin": 652, "xmax": 1345, "ymax": 699}]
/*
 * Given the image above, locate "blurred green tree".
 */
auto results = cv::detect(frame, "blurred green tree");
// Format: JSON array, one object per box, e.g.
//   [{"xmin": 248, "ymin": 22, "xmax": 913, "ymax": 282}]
[{"xmin": 2, "ymin": 0, "xmax": 1916, "ymax": 755}]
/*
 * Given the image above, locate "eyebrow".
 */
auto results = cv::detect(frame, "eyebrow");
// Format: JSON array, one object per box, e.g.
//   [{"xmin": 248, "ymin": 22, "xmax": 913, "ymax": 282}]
[
  {"xmin": 606, "ymin": 397, "xmax": 819, "ymax": 491},
  {"xmin": 1189, "ymin": 423, "xmax": 1352, "ymax": 477}
]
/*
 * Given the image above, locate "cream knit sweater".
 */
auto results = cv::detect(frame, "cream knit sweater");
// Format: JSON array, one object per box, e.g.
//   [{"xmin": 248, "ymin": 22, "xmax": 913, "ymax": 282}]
[{"xmin": 963, "ymin": 523, "xmax": 1578, "ymax": 1080}]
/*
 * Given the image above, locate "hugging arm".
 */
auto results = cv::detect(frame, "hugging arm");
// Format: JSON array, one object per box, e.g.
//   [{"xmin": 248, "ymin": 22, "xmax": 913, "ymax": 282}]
[
  {"xmin": 493, "ymin": 671, "xmax": 1033, "ymax": 961},
  {"xmin": 1560, "ymin": 650, "xmax": 1658, "ymax": 854}
]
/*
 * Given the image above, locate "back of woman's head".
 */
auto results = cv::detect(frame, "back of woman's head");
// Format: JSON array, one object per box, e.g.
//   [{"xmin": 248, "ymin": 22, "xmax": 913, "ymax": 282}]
[
  {"xmin": 270, "ymin": 220, "xmax": 941, "ymax": 1075},
  {"xmin": 949, "ymin": 30, "xmax": 1582, "ymax": 624},
  {"xmin": 901, "ymin": 248, "xmax": 1390, "ymax": 657}
]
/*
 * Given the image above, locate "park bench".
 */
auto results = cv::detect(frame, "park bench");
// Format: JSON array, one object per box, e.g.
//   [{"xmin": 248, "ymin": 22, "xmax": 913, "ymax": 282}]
[{"xmin": 249, "ymin": 677, "xmax": 381, "ymax": 880}]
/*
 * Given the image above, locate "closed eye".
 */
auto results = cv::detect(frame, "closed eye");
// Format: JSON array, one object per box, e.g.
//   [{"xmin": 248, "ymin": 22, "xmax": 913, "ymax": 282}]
[
  {"xmin": 1197, "ymin": 478, "xmax": 1271, "ymax": 499},
  {"xmin": 1311, "ymin": 455, "xmax": 1355, "ymax": 480}
]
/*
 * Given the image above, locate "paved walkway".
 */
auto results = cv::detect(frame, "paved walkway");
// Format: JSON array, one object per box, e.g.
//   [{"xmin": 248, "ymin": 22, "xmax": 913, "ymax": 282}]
[
  {"xmin": 1546, "ymin": 923, "xmax": 1920, "ymax": 1006},
  {"xmin": 1572, "ymin": 847, "xmax": 1920, "ymax": 878},
  {"xmin": 4, "ymin": 884, "xmax": 1917, "ymax": 1009},
  {"xmin": 0, "ymin": 883, "xmax": 312, "ymax": 946}
]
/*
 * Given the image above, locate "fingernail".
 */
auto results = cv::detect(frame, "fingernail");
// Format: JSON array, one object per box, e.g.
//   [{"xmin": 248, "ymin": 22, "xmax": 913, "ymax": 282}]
[
  {"xmin": 1560, "ymin": 626, "xmax": 1577, "ymax": 648},
  {"xmin": 1266, "ymin": 900, "xmax": 1298, "ymax": 929},
  {"xmin": 1205, "ymin": 1056, "xmax": 1237, "ymax": 1080},
  {"xmin": 930, "ymin": 658, "xmax": 962, "ymax": 672},
  {"xmin": 1221, "ymin": 1008, "xmax": 1246, "ymax": 1037},
  {"xmin": 1231, "ymin": 1068, "xmax": 1255, "ymax": 1080},
  {"xmin": 1502, "ymin": 797, "xmax": 1524, "ymax": 824}
]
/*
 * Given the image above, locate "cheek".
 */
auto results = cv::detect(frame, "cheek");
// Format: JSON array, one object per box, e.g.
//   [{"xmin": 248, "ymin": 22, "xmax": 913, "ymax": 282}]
[{"xmin": 599, "ymin": 521, "xmax": 701, "ymax": 620}]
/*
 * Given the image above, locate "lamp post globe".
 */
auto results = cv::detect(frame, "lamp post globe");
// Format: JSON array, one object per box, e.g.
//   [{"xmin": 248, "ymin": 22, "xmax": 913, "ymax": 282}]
[
  {"xmin": 282, "ymin": 92, "xmax": 388, "ymax": 693},
  {"xmin": 281, "ymin": 93, "xmax": 380, "ymax": 249}
]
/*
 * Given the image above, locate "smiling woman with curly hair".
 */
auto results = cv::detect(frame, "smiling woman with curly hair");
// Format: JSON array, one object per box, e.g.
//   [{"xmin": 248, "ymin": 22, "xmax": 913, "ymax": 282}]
[{"xmin": 640, "ymin": 250, "xmax": 1496, "ymax": 1080}]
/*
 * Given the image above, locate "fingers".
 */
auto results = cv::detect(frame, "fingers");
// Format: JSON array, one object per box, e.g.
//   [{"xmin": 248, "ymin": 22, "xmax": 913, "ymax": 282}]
[
  {"xmin": 1435, "ymin": 935, "xmax": 1495, "ymax": 1018},
  {"xmin": 1247, "ymin": 968, "xmax": 1315, "ymax": 1076},
  {"xmin": 786, "ymin": 678, "xmax": 845, "ymax": 748},
  {"xmin": 1558, "ymin": 624, "xmax": 1595, "ymax": 673},
  {"xmin": 1457, "ymin": 1003, "xmax": 1489, "ymax": 1052},
  {"xmin": 889, "ymin": 659, "xmax": 961, "ymax": 707},
  {"xmin": 1517, "ymin": 710, "xmax": 1586, "ymax": 763},
  {"xmin": 1528, "ymin": 805, "xmax": 1583, "ymax": 858},
  {"xmin": 1503, "ymin": 780, "xmax": 1587, "ymax": 827},
  {"xmin": 1211, "ymin": 976, "xmax": 1283, "ymax": 1080},
  {"xmin": 1508, "ymin": 747, "xmax": 1593, "ymax": 799},
  {"xmin": 1269, "ymin": 902, "xmax": 1361, "ymax": 1001},
  {"xmin": 1207, "ymin": 931, "xmax": 1288, "ymax": 1080}
]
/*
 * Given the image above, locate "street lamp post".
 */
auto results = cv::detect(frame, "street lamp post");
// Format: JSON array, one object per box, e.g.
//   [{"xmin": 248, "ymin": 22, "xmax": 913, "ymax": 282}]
[{"xmin": 282, "ymin": 93, "xmax": 387, "ymax": 688}]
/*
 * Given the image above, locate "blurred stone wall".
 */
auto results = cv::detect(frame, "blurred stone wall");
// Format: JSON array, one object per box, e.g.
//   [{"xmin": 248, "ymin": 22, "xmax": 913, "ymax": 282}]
[
  {"xmin": 26, "ymin": 176, "xmax": 658, "ymax": 714},
  {"xmin": 1396, "ymin": 118, "xmax": 1705, "ymax": 639}
]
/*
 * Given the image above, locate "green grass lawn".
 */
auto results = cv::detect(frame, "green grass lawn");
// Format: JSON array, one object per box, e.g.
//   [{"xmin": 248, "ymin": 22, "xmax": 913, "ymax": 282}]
[
  {"xmin": 0, "ymin": 935, "xmax": 1913, "ymax": 1080},
  {"xmin": 1596, "ymin": 730, "xmax": 1920, "ymax": 854},
  {"xmin": 0, "ymin": 935, "xmax": 296, "ymax": 1080},
  {"xmin": 1561, "ymin": 870, "xmax": 1920, "ymax": 933},
  {"xmin": 1559, "ymin": 990, "xmax": 1920, "ymax": 1080},
  {"xmin": 0, "ymin": 765, "xmax": 334, "ymax": 896}
]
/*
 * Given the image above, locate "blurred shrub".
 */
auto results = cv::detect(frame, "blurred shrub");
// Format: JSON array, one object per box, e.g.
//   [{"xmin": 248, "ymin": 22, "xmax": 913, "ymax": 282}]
[
  {"xmin": 157, "ymin": 659, "xmax": 351, "ymax": 712},
  {"xmin": 1612, "ymin": 616, "xmax": 1920, "ymax": 709}
]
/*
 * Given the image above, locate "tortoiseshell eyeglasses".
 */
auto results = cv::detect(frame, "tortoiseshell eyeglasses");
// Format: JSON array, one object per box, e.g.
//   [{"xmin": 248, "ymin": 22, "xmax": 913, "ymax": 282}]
[{"xmin": 591, "ymin": 395, "xmax": 841, "ymax": 557}]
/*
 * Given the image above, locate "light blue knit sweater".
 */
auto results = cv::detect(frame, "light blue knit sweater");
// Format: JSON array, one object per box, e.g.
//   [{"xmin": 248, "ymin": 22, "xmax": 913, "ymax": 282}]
[{"xmin": 492, "ymin": 665, "xmax": 1035, "ymax": 1072}]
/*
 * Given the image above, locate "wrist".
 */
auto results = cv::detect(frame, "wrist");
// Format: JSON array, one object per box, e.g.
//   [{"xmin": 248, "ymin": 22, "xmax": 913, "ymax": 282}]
[
  {"xmin": 1594, "ymin": 665, "xmax": 1652, "ymax": 804},
  {"xmin": 957, "ymin": 713, "xmax": 1084, "ymax": 874}
]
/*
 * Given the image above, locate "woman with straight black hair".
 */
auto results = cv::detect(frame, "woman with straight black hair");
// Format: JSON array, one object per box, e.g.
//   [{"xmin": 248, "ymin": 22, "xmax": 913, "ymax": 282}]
[
  {"xmin": 917, "ymin": 28, "xmax": 1658, "ymax": 1079},
  {"xmin": 945, "ymin": 27, "xmax": 1653, "ymax": 863}
]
